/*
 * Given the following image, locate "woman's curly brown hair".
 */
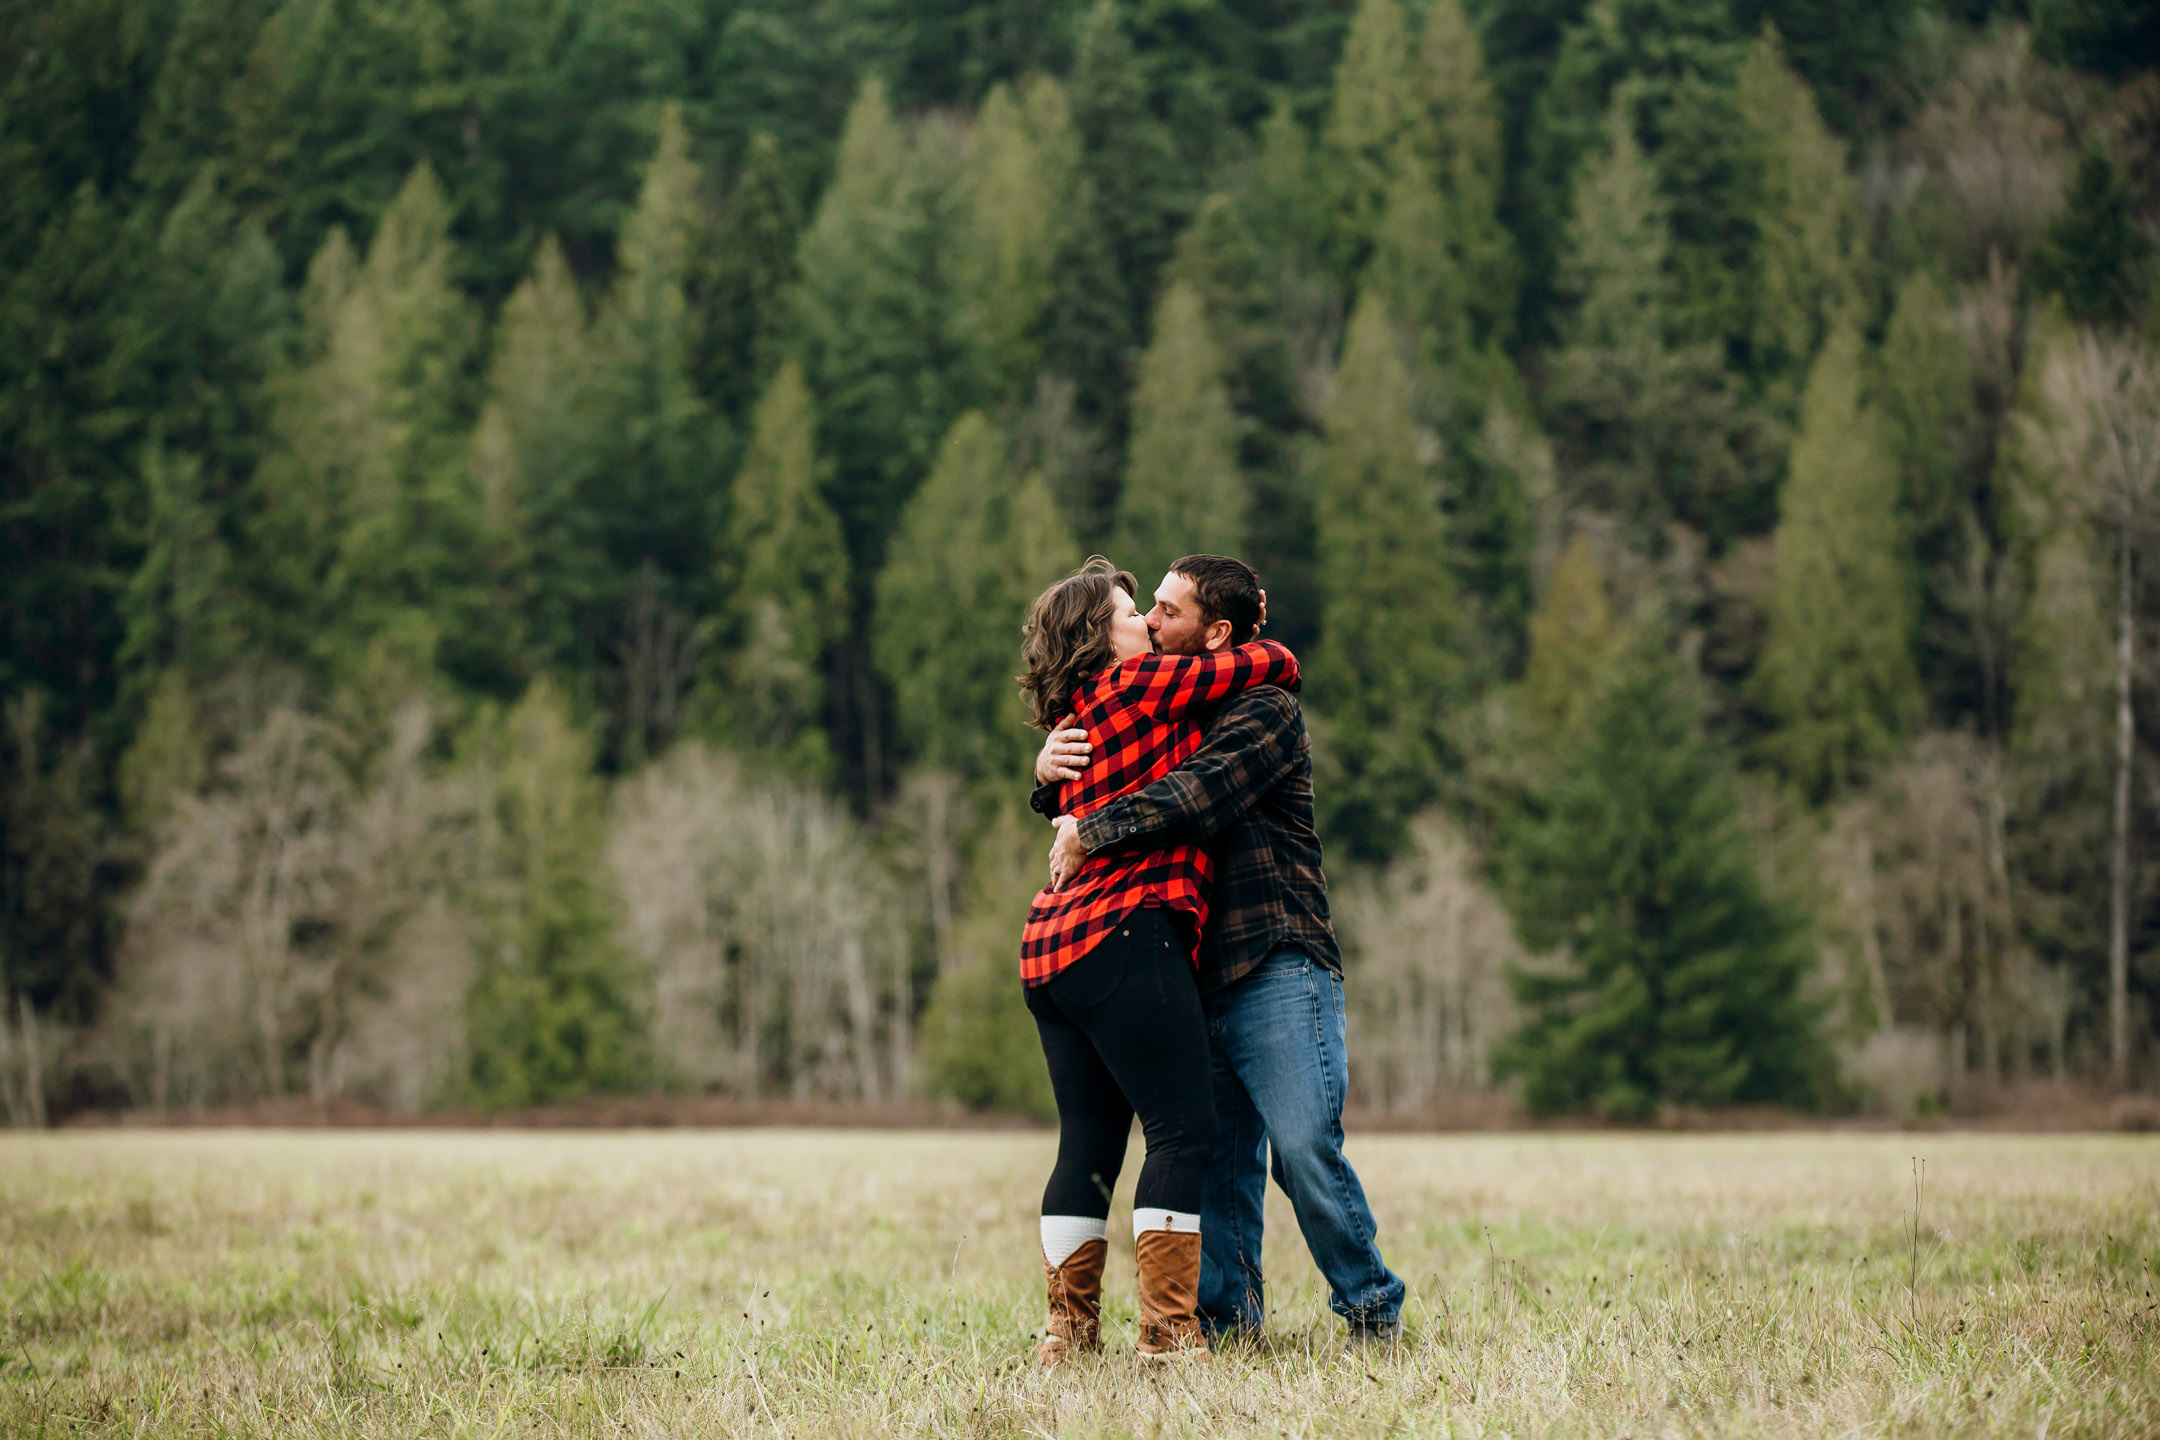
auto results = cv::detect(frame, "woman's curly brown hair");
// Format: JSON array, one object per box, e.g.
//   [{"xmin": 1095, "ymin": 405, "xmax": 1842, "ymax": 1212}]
[{"xmin": 1018, "ymin": 556, "xmax": 1139, "ymax": 730}]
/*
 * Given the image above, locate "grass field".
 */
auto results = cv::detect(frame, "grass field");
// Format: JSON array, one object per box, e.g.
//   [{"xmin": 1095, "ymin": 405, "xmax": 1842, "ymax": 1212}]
[{"xmin": 2, "ymin": 1129, "xmax": 2156, "ymax": 1437}]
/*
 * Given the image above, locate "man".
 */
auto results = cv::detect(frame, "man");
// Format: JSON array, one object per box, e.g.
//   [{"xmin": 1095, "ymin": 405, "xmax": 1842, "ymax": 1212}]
[{"xmin": 1032, "ymin": 554, "xmax": 1405, "ymax": 1345}]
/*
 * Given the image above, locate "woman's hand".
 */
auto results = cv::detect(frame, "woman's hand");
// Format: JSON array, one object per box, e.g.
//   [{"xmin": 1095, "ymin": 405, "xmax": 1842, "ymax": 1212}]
[{"xmin": 1047, "ymin": 815, "xmax": 1087, "ymax": 891}]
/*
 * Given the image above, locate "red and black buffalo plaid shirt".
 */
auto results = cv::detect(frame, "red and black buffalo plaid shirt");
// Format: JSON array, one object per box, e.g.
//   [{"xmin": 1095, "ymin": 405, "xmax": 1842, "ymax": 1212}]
[{"xmin": 1019, "ymin": 640, "xmax": 1300, "ymax": 986}]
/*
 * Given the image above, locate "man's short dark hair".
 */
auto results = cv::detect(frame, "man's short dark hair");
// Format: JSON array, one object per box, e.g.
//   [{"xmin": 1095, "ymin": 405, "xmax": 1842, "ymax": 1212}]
[{"xmin": 1170, "ymin": 554, "xmax": 1261, "ymax": 645}]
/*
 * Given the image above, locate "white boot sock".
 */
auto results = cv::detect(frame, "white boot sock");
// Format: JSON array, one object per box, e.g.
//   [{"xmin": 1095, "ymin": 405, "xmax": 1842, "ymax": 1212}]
[
  {"xmin": 1131, "ymin": 1207, "xmax": 1201, "ymax": 1237},
  {"xmin": 1041, "ymin": 1214, "xmax": 1107, "ymax": 1268}
]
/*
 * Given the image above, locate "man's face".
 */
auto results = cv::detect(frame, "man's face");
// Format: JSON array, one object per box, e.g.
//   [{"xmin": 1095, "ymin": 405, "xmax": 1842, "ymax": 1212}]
[{"xmin": 1147, "ymin": 571, "xmax": 1229, "ymax": 657}]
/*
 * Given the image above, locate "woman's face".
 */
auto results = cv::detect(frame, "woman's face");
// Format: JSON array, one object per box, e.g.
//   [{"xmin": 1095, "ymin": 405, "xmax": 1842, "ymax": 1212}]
[{"xmin": 1107, "ymin": 586, "xmax": 1154, "ymax": 663}]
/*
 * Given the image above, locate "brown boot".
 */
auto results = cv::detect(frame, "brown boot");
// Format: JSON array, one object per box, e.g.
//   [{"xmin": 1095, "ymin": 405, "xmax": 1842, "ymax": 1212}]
[
  {"xmin": 1134, "ymin": 1228, "xmax": 1210, "ymax": 1364},
  {"xmin": 1038, "ymin": 1238, "xmax": 1107, "ymax": 1365}
]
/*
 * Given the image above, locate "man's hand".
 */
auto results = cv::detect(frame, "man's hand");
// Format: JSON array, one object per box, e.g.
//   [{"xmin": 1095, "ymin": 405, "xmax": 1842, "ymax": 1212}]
[
  {"xmin": 1047, "ymin": 815, "xmax": 1087, "ymax": 891},
  {"xmin": 1035, "ymin": 720, "xmax": 1092, "ymax": 785}
]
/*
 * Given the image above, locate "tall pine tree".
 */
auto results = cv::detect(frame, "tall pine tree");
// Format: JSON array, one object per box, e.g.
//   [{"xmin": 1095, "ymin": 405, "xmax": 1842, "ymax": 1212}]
[
  {"xmin": 1753, "ymin": 321, "xmax": 1921, "ymax": 799},
  {"xmin": 586, "ymin": 106, "xmax": 721, "ymax": 626},
  {"xmin": 1519, "ymin": 534, "xmax": 1621, "ymax": 740},
  {"xmin": 1313, "ymin": 292, "xmax": 1460, "ymax": 859},
  {"xmin": 715, "ymin": 362, "xmax": 849, "ymax": 776},
  {"xmin": 873, "ymin": 412, "xmax": 1077, "ymax": 786},
  {"xmin": 953, "ymin": 76, "xmax": 1079, "ymax": 406},
  {"xmin": 470, "ymin": 236, "xmax": 594, "ymax": 677},
  {"xmin": 1877, "ymin": 271, "xmax": 1974, "ymax": 565},
  {"xmin": 1409, "ymin": 0, "xmax": 1518, "ymax": 353},
  {"xmin": 1066, "ymin": 0, "xmax": 1184, "ymax": 352},
  {"xmin": 1523, "ymin": 0, "xmax": 1742, "ymax": 336},
  {"xmin": 253, "ymin": 163, "xmax": 495, "ymax": 689},
  {"xmin": 793, "ymin": 78, "xmax": 967, "ymax": 793},
  {"xmin": 1318, "ymin": 0, "xmax": 1415, "ymax": 286},
  {"xmin": 1545, "ymin": 100, "xmax": 1767, "ymax": 545},
  {"xmin": 1734, "ymin": 29, "xmax": 1863, "ymax": 413},
  {"xmin": 1498, "ymin": 632, "xmax": 1824, "ymax": 1117},
  {"xmin": 2039, "ymin": 145, "xmax": 2153, "ymax": 329},
  {"xmin": 1112, "ymin": 281, "xmax": 1246, "ymax": 590},
  {"xmin": 793, "ymin": 77, "xmax": 964, "ymax": 578},
  {"xmin": 699, "ymin": 131, "xmax": 804, "ymax": 420},
  {"xmin": 463, "ymin": 680, "xmax": 649, "ymax": 1110}
]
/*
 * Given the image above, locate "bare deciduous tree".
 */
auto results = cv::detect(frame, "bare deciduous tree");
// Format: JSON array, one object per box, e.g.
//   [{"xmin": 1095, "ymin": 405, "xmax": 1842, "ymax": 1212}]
[
  {"xmin": 610, "ymin": 742, "xmax": 907, "ymax": 1101},
  {"xmin": 1868, "ymin": 732, "xmax": 2060, "ymax": 1087},
  {"xmin": 102, "ymin": 698, "xmax": 467, "ymax": 1109},
  {"xmin": 2018, "ymin": 332, "xmax": 2160, "ymax": 1088},
  {"xmin": 1337, "ymin": 812, "xmax": 1520, "ymax": 1111}
]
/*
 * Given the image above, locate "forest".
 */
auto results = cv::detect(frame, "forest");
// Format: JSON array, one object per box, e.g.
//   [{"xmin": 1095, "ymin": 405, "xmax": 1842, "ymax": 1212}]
[{"xmin": 1, "ymin": 0, "xmax": 2155, "ymax": 1123}]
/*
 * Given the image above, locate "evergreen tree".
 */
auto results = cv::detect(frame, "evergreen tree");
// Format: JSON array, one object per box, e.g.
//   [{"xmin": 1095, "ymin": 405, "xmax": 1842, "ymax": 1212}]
[
  {"xmin": 463, "ymin": 680, "xmax": 649, "ymax": 1110},
  {"xmin": 1038, "ymin": 173, "xmax": 1133, "ymax": 495},
  {"xmin": 953, "ymin": 76, "xmax": 1079, "ymax": 404},
  {"xmin": 120, "ymin": 444, "xmax": 238, "ymax": 703},
  {"xmin": 716, "ymin": 361, "xmax": 849, "ymax": 775},
  {"xmin": 1319, "ymin": 0, "xmax": 1415, "ymax": 284},
  {"xmin": 470, "ymin": 236, "xmax": 595, "ymax": 674},
  {"xmin": 1520, "ymin": 534, "xmax": 1621, "ymax": 739},
  {"xmin": 699, "ymin": 131, "xmax": 805, "ymax": 420},
  {"xmin": 1523, "ymin": 0, "xmax": 1742, "ymax": 336},
  {"xmin": 1497, "ymin": 633, "xmax": 1825, "ymax": 1117},
  {"xmin": 710, "ymin": 2, "xmax": 893, "ymax": 166},
  {"xmin": 918, "ymin": 802, "xmax": 1056, "ymax": 1117},
  {"xmin": 1875, "ymin": 269, "xmax": 1986, "ymax": 723},
  {"xmin": 1544, "ymin": 100, "xmax": 1769, "ymax": 545},
  {"xmin": 1558, "ymin": 101, "xmax": 1670, "ymax": 366},
  {"xmin": 874, "ymin": 412, "xmax": 1077, "ymax": 785},
  {"xmin": 1113, "ymin": 281, "xmax": 1246, "ymax": 590},
  {"xmin": 1877, "ymin": 271, "xmax": 1974, "ymax": 560},
  {"xmin": 1313, "ymin": 292, "xmax": 1460, "ymax": 860},
  {"xmin": 1448, "ymin": 386, "xmax": 1544, "ymax": 673},
  {"xmin": 1734, "ymin": 29, "xmax": 1863, "ymax": 411},
  {"xmin": 1646, "ymin": 69, "xmax": 1758, "ymax": 363},
  {"xmin": 1753, "ymin": 321, "xmax": 1921, "ymax": 799},
  {"xmin": 586, "ymin": 106, "xmax": 721, "ymax": 628},
  {"xmin": 2039, "ymin": 145, "xmax": 2153, "ymax": 329},
  {"xmin": 1366, "ymin": 139, "xmax": 1468, "ymax": 376},
  {"xmin": 1409, "ymin": 0, "xmax": 1518, "ymax": 352},
  {"xmin": 253, "ymin": 163, "xmax": 494, "ymax": 688},
  {"xmin": 1067, "ymin": 0, "xmax": 1184, "ymax": 348},
  {"xmin": 113, "ymin": 171, "xmax": 290, "ymax": 702},
  {"xmin": 0, "ymin": 689, "xmax": 115, "ymax": 1024},
  {"xmin": 1253, "ymin": 101, "xmax": 1335, "ymax": 274},
  {"xmin": 1730, "ymin": 0, "xmax": 1913, "ymax": 118},
  {"xmin": 792, "ymin": 76, "xmax": 963, "ymax": 577},
  {"xmin": 131, "ymin": 0, "xmax": 280, "ymax": 207}
]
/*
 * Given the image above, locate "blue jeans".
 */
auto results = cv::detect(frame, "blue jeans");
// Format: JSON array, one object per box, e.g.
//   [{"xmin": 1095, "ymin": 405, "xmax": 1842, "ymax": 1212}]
[{"xmin": 1197, "ymin": 947, "xmax": 1405, "ymax": 1333}]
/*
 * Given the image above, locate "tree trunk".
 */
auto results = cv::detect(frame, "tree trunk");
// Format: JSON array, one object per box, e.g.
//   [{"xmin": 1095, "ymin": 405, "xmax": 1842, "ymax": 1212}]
[{"xmin": 2112, "ymin": 503, "xmax": 2134, "ymax": 1091}]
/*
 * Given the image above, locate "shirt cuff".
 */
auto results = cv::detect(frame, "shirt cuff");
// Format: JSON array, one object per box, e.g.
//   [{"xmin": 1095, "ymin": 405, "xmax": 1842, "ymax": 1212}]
[
  {"xmin": 1029, "ymin": 782, "xmax": 1059, "ymax": 818},
  {"xmin": 1076, "ymin": 808, "xmax": 1126, "ymax": 854}
]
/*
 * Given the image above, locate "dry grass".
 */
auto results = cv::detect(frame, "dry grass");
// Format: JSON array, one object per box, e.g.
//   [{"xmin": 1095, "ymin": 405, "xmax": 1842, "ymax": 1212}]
[{"xmin": 2, "ymin": 1130, "xmax": 2155, "ymax": 1437}]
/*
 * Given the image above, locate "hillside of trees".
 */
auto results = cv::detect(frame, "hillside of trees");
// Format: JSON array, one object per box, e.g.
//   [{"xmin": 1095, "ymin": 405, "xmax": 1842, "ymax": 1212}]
[{"xmin": 2, "ymin": 0, "xmax": 2156, "ymax": 1123}]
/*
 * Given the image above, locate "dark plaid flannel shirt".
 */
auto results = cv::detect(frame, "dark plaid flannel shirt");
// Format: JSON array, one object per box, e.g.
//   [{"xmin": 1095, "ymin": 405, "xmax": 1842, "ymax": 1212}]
[
  {"xmin": 1031, "ymin": 685, "xmax": 1340, "ymax": 995},
  {"xmin": 1018, "ymin": 640, "xmax": 1301, "ymax": 986}
]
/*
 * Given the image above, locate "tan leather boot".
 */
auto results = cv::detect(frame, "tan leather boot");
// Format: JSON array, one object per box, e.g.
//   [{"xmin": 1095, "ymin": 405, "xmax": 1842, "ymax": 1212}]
[
  {"xmin": 1038, "ymin": 1238, "xmax": 1107, "ymax": 1365},
  {"xmin": 1133, "ymin": 1229, "xmax": 1210, "ymax": 1364}
]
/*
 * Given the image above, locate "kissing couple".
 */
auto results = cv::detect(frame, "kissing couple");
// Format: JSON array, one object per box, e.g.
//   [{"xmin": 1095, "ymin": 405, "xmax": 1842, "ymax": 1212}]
[{"xmin": 1013, "ymin": 554, "xmax": 1405, "ymax": 1365}]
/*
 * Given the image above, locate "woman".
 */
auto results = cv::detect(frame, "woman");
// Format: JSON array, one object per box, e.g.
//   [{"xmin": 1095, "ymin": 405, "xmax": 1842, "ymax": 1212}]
[{"xmin": 1016, "ymin": 557, "xmax": 1299, "ymax": 1365}]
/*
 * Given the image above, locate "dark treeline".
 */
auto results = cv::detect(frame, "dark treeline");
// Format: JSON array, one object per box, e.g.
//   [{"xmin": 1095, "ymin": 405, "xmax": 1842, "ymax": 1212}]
[{"xmin": 2, "ymin": 0, "xmax": 2157, "ymax": 1122}]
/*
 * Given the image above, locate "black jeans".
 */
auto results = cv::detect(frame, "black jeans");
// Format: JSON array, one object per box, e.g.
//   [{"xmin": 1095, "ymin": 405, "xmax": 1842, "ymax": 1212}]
[{"xmin": 1025, "ymin": 905, "xmax": 1218, "ymax": 1218}]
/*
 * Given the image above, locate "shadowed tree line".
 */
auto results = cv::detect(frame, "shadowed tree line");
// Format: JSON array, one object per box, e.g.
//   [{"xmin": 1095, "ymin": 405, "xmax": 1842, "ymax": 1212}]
[{"xmin": 2, "ymin": 0, "xmax": 2158, "ymax": 1122}]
